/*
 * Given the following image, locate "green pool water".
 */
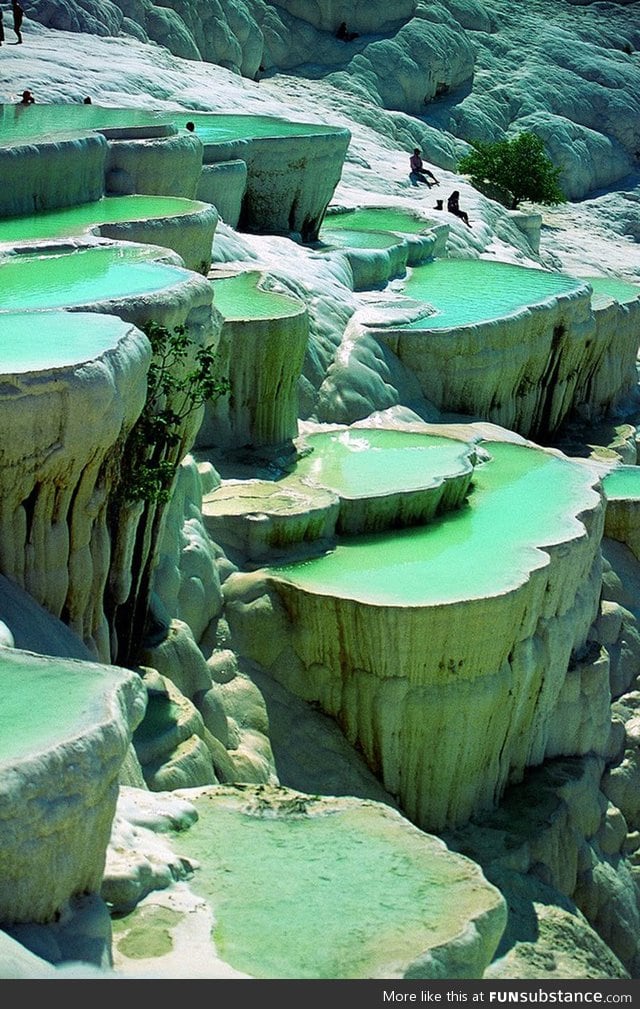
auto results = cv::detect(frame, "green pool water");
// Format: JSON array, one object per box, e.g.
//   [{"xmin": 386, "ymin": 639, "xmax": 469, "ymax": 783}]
[
  {"xmin": 0, "ymin": 657, "xmax": 106, "ymax": 763},
  {"xmin": 0, "ymin": 310, "xmax": 134, "ymax": 372},
  {"xmin": 322, "ymin": 207, "xmax": 431, "ymax": 236},
  {"xmin": 579, "ymin": 276, "xmax": 640, "ymax": 305},
  {"xmin": 0, "ymin": 103, "xmax": 340, "ymax": 146},
  {"xmin": 168, "ymin": 799, "xmax": 470, "ymax": 979},
  {"xmin": 319, "ymin": 227, "xmax": 402, "ymax": 250},
  {"xmin": 295, "ymin": 429, "xmax": 472, "ymax": 498},
  {"xmin": 602, "ymin": 465, "xmax": 640, "ymax": 500},
  {"xmin": 399, "ymin": 259, "xmax": 585, "ymax": 330},
  {"xmin": 0, "ymin": 245, "xmax": 191, "ymax": 310},
  {"xmin": 271, "ymin": 441, "xmax": 599, "ymax": 605},
  {"xmin": 212, "ymin": 271, "xmax": 303, "ymax": 320},
  {"xmin": 0, "ymin": 195, "xmax": 208, "ymax": 245}
]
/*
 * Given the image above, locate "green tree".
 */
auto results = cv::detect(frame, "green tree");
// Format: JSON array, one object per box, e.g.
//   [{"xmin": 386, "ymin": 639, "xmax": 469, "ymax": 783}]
[
  {"xmin": 457, "ymin": 132, "xmax": 566, "ymax": 209},
  {"xmin": 108, "ymin": 321, "xmax": 229, "ymax": 667}
]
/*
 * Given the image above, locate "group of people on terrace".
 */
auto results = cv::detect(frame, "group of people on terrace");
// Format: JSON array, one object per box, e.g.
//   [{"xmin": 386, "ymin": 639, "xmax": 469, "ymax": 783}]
[
  {"xmin": 0, "ymin": 0, "xmax": 24, "ymax": 45},
  {"xmin": 409, "ymin": 148, "xmax": 472, "ymax": 226}
]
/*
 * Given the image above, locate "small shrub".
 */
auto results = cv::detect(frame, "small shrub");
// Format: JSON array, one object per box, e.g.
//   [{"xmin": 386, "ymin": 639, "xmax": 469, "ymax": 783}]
[{"xmin": 457, "ymin": 132, "xmax": 566, "ymax": 210}]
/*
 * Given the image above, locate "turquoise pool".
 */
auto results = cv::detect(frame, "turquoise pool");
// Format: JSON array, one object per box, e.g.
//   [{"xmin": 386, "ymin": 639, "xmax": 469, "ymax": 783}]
[
  {"xmin": 271, "ymin": 440, "xmax": 599, "ymax": 605},
  {"xmin": 0, "ymin": 195, "xmax": 209, "ymax": 245},
  {"xmin": 0, "ymin": 245, "xmax": 192, "ymax": 310},
  {"xmin": 0, "ymin": 310, "xmax": 135, "ymax": 371},
  {"xmin": 399, "ymin": 258, "xmax": 586, "ymax": 330}
]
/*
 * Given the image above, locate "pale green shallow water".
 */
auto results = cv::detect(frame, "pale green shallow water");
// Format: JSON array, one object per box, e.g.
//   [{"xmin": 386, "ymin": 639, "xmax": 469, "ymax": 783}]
[
  {"xmin": 319, "ymin": 227, "xmax": 401, "ymax": 250},
  {"xmin": 212, "ymin": 271, "xmax": 303, "ymax": 320},
  {"xmin": 169, "ymin": 801, "xmax": 457, "ymax": 979},
  {"xmin": 0, "ymin": 195, "xmax": 207, "ymax": 245},
  {"xmin": 0, "ymin": 658, "xmax": 105, "ymax": 763},
  {"xmin": 322, "ymin": 208, "xmax": 431, "ymax": 235},
  {"xmin": 0, "ymin": 104, "xmax": 340, "ymax": 145},
  {"xmin": 579, "ymin": 276, "xmax": 640, "ymax": 305},
  {"xmin": 400, "ymin": 259, "xmax": 585, "ymax": 330},
  {"xmin": 271, "ymin": 441, "xmax": 598, "ymax": 605},
  {"xmin": 295, "ymin": 429, "xmax": 471, "ymax": 497},
  {"xmin": 0, "ymin": 310, "xmax": 133, "ymax": 371},
  {"xmin": 602, "ymin": 466, "xmax": 640, "ymax": 500},
  {"xmin": 0, "ymin": 246, "xmax": 191, "ymax": 310}
]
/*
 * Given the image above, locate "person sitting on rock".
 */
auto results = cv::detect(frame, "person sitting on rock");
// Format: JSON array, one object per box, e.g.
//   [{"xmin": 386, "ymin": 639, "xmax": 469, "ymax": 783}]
[
  {"xmin": 335, "ymin": 21, "xmax": 359, "ymax": 41},
  {"xmin": 409, "ymin": 148, "xmax": 439, "ymax": 188},
  {"xmin": 18, "ymin": 89, "xmax": 35, "ymax": 105},
  {"xmin": 447, "ymin": 190, "xmax": 471, "ymax": 227}
]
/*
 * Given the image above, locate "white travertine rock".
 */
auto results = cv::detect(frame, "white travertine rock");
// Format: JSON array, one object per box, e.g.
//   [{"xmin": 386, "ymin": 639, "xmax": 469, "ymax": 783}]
[
  {"xmin": 98, "ymin": 201, "xmax": 219, "ymax": 274},
  {"xmin": 365, "ymin": 282, "xmax": 640, "ymax": 440},
  {"xmin": 197, "ymin": 273, "xmax": 308, "ymax": 451},
  {"xmin": 0, "ymin": 648, "xmax": 147, "ymax": 924},
  {"xmin": 326, "ymin": 18, "xmax": 475, "ymax": 117},
  {"xmin": 153, "ymin": 456, "xmax": 224, "ymax": 645},
  {"xmin": 105, "ymin": 131, "xmax": 204, "ymax": 200},
  {"xmin": 0, "ymin": 135, "xmax": 107, "ymax": 218},
  {"xmin": 202, "ymin": 130, "xmax": 351, "ymax": 241},
  {"xmin": 223, "ymin": 431, "xmax": 605, "ymax": 832},
  {"xmin": 139, "ymin": 619, "xmax": 213, "ymax": 700},
  {"xmin": 196, "ymin": 160, "xmax": 247, "ymax": 229},
  {"xmin": 0, "ymin": 313, "xmax": 149, "ymax": 660}
]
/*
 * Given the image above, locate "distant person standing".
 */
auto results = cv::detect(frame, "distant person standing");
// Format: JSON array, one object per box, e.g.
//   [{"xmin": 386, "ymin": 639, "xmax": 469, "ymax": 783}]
[
  {"xmin": 0, "ymin": 9, "xmax": 5, "ymax": 45},
  {"xmin": 12, "ymin": 0, "xmax": 24, "ymax": 43}
]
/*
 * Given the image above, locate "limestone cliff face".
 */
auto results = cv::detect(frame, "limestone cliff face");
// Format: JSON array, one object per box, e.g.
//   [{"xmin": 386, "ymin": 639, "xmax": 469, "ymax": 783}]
[
  {"xmin": 0, "ymin": 135, "xmax": 108, "ymax": 218},
  {"xmin": 0, "ymin": 314, "xmax": 150, "ymax": 661}
]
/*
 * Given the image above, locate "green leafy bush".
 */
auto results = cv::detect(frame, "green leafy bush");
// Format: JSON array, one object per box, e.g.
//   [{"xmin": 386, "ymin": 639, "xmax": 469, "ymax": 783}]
[
  {"xmin": 457, "ymin": 132, "xmax": 566, "ymax": 209},
  {"xmin": 120, "ymin": 321, "xmax": 229, "ymax": 506}
]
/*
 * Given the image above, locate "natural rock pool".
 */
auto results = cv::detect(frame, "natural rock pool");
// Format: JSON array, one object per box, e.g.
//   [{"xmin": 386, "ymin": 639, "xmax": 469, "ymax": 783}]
[
  {"xmin": 0, "ymin": 245, "xmax": 194, "ymax": 310},
  {"xmin": 0, "ymin": 310, "xmax": 135, "ymax": 371}
]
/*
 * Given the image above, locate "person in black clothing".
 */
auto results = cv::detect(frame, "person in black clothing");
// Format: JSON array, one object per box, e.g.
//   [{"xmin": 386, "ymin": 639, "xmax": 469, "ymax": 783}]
[
  {"xmin": 447, "ymin": 190, "xmax": 471, "ymax": 227},
  {"xmin": 12, "ymin": 0, "xmax": 24, "ymax": 43},
  {"xmin": 0, "ymin": 9, "xmax": 5, "ymax": 45},
  {"xmin": 335, "ymin": 21, "xmax": 358, "ymax": 41},
  {"xmin": 18, "ymin": 89, "xmax": 34, "ymax": 104}
]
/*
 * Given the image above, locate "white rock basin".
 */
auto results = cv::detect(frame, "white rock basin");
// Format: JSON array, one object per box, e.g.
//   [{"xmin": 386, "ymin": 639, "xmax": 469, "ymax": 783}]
[
  {"xmin": 225, "ymin": 438, "xmax": 605, "ymax": 831},
  {"xmin": 396, "ymin": 258, "xmax": 586, "ymax": 330},
  {"xmin": 112, "ymin": 785, "xmax": 506, "ymax": 979},
  {"xmin": 0, "ymin": 243, "xmax": 196, "ymax": 312},
  {"xmin": 271, "ymin": 440, "xmax": 598, "ymax": 604},
  {"xmin": 0, "ymin": 647, "xmax": 147, "ymax": 924},
  {"xmin": 0, "ymin": 195, "xmax": 218, "ymax": 274},
  {"xmin": 602, "ymin": 465, "xmax": 640, "ymax": 563},
  {"xmin": 198, "ymin": 269, "xmax": 308, "ymax": 451}
]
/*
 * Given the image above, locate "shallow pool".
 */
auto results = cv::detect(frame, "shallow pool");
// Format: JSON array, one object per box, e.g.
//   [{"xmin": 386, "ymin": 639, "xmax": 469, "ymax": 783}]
[
  {"xmin": 319, "ymin": 227, "xmax": 402, "ymax": 250},
  {"xmin": 579, "ymin": 275, "xmax": 640, "ymax": 306},
  {"xmin": 295, "ymin": 428, "xmax": 472, "ymax": 498},
  {"xmin": 0, "ymin": 103, "xmax": 341, "ymax": 146},
  {"xmin": 399, "ymin": 258, "xmax": 585, "ymax": 330},
  {"xmin": 0, "ymin": 195, "xmax": 208, "ymax": 246},
  {"xmin": 602, "ymin": 465, "xmax": 640, "ymax": 500},
  {"xmin": 271, "ymin": 440, "xmax": 599, "ymax": 605},
  {"xmin": 166, "ymin": 797, "xmax": 481, "ymax": 979},
  {"xmin": 0, "ymin": 310, "xmax": 135, "ymax": 372},
  {"xmin": 322, "ymin": 207, "xmax": 431, "ymax": 236},
  {"xmin": 211, "ymin": 270, "xmax": 303, "ymax": 320},
  {"xmin": 0, "ymin": 657, "xmax": 108, "ymax": 763},
  {"xmin": 0, "ymin": 245, "xmax": 191, "ymax": 310}
]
